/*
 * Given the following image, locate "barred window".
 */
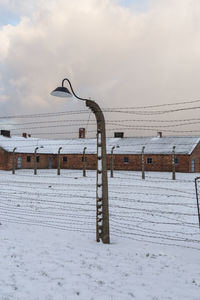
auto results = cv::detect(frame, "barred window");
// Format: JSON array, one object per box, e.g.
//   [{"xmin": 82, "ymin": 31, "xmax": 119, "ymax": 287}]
[
  {"xmin": 124, "ymin": 157, "xmax": 129, "ymax": 163},
  {"xmin": 63, "ymin": 157, "xmax": 67, "ymax": 162},
  {"xmin": 147, "ymin": 157, "xmax": 153, "ymax": 164}
]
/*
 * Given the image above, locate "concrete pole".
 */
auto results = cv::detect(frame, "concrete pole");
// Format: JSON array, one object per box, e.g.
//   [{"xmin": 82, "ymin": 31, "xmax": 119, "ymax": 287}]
[
  {"xmin": 57, "ymin": 147, "xmax": 62, "ymax": 175},
  {"xmin": 34, "ymin": 147, "xmax": 39, "ymax": 175},
  {"xmin": 172, "ymin": 146, "xmax": 176, "ymax": 180},
  {"xmin": 194, "ymin": 177, "xmax": 200, "ymax": 229},
  {"xmin": 142, "ymin": 146, "xmax": 145, "ymax": 180},
  {"xmin": 12, "ymin": 147, "xmax": 17, "ymax": 174},
  {"xmin": 110, "ymin": 146, "xmax": 115, "ymax": 178},
  {"xmin": 86, "ymin": 99, "xmax": 110, "ymax": 244},
  {"xmin": 83, "ymin": 147, "xmax": 87, "ymax": 177}
]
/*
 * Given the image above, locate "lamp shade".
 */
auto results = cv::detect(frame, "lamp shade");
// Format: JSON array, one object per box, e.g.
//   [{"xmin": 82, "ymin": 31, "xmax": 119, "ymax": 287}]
[{"xmin": 50, "ymin": 86, "xmax": 72, "ymax": 98}]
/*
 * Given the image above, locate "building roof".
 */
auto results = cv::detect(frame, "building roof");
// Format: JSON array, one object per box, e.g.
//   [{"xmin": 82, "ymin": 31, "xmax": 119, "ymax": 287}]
[{"xmin": 0, "ymin": 135, "xmax": 199, "ymax": 155}]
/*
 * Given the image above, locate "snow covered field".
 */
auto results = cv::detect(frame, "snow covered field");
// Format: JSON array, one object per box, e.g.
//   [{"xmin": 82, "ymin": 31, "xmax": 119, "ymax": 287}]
[{"xmin": 0, "ymin": 169, "xmax": 200, "ymax": 300}]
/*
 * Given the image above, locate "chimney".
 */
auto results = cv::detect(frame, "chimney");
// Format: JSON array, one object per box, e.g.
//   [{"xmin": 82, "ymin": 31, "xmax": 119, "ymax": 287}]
[
  {"xmin": 114, "ymin": 132, "xmax": 124, "ymax": 138},
  {"xmin": 22, "ymin": 132, "xmax": 27, "ymax": 138},
  {"xmin": 157, "ymin": 131, "xmax": 162, "ymax": 138},
  {"xmin": 0, "ymin": 130, "xmax": 10, "ymax": 138},
  {"xmin": 79, "ymin": 128, "xmax": 85, "ymax": 139}
]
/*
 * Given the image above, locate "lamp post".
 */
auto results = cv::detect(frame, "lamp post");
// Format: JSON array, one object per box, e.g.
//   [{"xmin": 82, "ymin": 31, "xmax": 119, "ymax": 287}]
[
  {"xmin": 110, "ymin": 146, "xmax": 115, "ymax": 178},
  {"xmin": 83, "ymin": 147, "xmax": 87, "ymax": 177},
  {"xmin": 172, "ymin": 146, "xmax": 176, "ymax": 180},
  {"xmin": 12, "ymin": 147, "xmax": 17, "ymax": 174},
  {"xmin": 51, "ymin": 78, "xmax": 110, "ymax": 244},
  {"xmin": 57, "ymin": 147, "xmax": 62, "ymax": 175},
  {"xmin": 34, "ymin": 147, "xmax": 39, "ymax": 175}
]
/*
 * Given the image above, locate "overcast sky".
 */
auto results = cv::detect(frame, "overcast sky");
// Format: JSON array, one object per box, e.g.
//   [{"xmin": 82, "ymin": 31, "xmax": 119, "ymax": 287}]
[{"xmin": 0, "ymin": 0, "xmax": 200, "ymax": 138}]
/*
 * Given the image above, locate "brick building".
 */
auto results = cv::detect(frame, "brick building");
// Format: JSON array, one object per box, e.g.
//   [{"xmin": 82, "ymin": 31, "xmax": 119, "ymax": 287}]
[{"xmin": 0, "ymin": 130, "xmax": 200, "ymax": 172}]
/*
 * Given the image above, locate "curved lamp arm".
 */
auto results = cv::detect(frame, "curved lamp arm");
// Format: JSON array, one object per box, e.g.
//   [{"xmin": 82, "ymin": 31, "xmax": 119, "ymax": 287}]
[
  {"xmin": 111, "ymin": 146, "xmax": 115, "ymax": 154},
  {"xmin": 58, "ymin": 146, "xmax": 62, "ymax": 154},
  {"xmin": 62, "ymin": 78, "xmax": 88, "ymax": 101},
  {"xmin": 35, "ymin": 146, "xmax": 39, "ymax": 154}
]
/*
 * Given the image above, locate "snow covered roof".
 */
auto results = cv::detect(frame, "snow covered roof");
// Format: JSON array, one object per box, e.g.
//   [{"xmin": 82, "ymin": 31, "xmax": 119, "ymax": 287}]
[{"xmin": 0, "ymin": 135, "xmax": 199, "ymax": 155}]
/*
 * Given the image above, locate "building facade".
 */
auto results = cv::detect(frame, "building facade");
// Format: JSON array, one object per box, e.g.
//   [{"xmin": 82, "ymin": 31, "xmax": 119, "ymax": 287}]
[{"xmin": 0, "ymin": 130, "xmax": 199, "ymax": 173}]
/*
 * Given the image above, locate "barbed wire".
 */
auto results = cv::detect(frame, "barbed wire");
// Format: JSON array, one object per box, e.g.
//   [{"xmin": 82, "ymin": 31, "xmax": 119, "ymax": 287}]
[{"xmin": 7, "ymin": 120, "xmax": 200, "ymax": 133}]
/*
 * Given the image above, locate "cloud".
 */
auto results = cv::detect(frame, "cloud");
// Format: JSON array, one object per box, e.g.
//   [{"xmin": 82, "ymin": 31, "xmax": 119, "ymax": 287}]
[{"xmin": 0, "ymin": 0, "xmax": 200, "ymax": 137}]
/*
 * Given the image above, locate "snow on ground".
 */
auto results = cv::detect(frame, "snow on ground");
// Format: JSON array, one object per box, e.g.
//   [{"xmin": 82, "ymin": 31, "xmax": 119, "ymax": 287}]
[{"xmin": 0, "ymin": 169, "xmax": 200, "ymax": 300}]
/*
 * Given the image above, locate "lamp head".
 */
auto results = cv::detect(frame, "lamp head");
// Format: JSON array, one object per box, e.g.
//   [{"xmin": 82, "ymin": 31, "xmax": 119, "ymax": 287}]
[{"xmin": 50, "ymin": 86, "xmax": 72, "ymax": 98}]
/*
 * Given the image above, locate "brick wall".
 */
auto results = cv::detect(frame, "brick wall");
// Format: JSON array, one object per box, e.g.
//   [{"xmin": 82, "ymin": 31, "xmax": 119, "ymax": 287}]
[
  {"xmin": 3, "ymin": 151, "xmax": 191, "ymax": 172},
  {"xmin": 109, "ymin": 154, "xmax": 190, "ymax": 172},
  {"xmin": 6, "ymin": 153, "xmax": 98, "ymax": 170},
  {"xmin": 0, "ymin": 148, "xmax": 9, "ymax": 170},
  {"xmin": 190, "ymin": 142, "xmax": 200, "ymax": 172}
]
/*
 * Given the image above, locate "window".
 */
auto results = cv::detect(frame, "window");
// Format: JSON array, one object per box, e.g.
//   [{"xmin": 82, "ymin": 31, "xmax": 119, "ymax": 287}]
[
  {"xmin": 124, "ymin": 157, "xmax": 129, "ymax": 163},
  {"xmin": 192, "ymin": 159, "xmax": 195, "ymax": 172},
  {"xmin": 36, "ymin": 156, "xmax": 40, "ymax": 163},
  {"xmin": 147, "ymin": 157, "xmax": 153, "ymax": 164},
  {"xmin": 114, "ymin": 132, "xmax": 124, "ymax": 138},
  {"xmin": 63, "ymin": 157, "xmax": 67, "ymax": 162},
  {"xmin": 175, "ymin": 158, "xmax": 179, "ymax": 164},
  {"xmin": 27, "ymin": 156, "xmax": 31, "ymax": 162}
]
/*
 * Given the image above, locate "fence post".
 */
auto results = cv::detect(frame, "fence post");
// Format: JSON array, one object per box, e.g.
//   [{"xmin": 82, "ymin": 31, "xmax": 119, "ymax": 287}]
[
  {"xmin": 195, "ymin": 177, "xmax": 200, "ymax": 229},
  {"xmin": 172, "ymin": 146, "xmax": 176, "ymax": 180},
  {"xmin": 110, "ymin": 146, "xmax": 115, "ymax": 178},
  {"xmin": 57, "ymin": 147, "xmax": 62, "ymax": 175},
  {"xmin": 83, "ymin": 147, "xmax": 87, "ymax": 177},
  {"xmin": 142, "ymin": 146, "xmax": 145, "ymax": 180},
  {"xmin": 34, "ymin": 147, "xmax": 39, "ymax": 175},
  {"xmin": 12, "ymin": 147, "xmax": 17, "ymax": 174}
]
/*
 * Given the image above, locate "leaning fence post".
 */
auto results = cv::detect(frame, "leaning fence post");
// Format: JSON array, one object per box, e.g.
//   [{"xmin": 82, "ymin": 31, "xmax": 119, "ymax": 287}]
[
  {"xmin": 172, "ymin": 146, "xmax": 176, "ymax": 180},
  {"xmin": 12, "ymin": 147, "xmax": 17, "ymax": 174},
  {"xmin": 34, "ymin": 147, "xmax": 39, "ymax": 175},
  {"xmin": 110, "ymin": 146, "xmax": 115, "ymax": 178},
  {"xmin": 57, "ymin": 147, "xmax": 62, "ymax": 175},
  {"xmin": 195, "ymin": 177, "xmax": 200, "ymax": 229},
  {"xmin": 83, "ymin": 147, "xmax": 87, "ymax": 177},
  {"xmin": 142, "ymin": 146, "xmax": 145, "ymax": 180}
]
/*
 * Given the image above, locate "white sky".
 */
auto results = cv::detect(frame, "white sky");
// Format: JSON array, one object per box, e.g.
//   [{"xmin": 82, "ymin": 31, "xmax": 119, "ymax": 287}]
[{"xmin": 0, "ymin": 0, "xmax": 200, "ymax": 138}]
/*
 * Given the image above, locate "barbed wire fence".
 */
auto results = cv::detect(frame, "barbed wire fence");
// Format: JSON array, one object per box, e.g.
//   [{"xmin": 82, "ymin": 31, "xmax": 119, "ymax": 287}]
[
  {"xmin": 0, "ymin": 169, "xmax": 200, "ymax": 250},
  {"xmin": 0, "ymin": 98, "xmax": 200, "ymax": 249}
]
